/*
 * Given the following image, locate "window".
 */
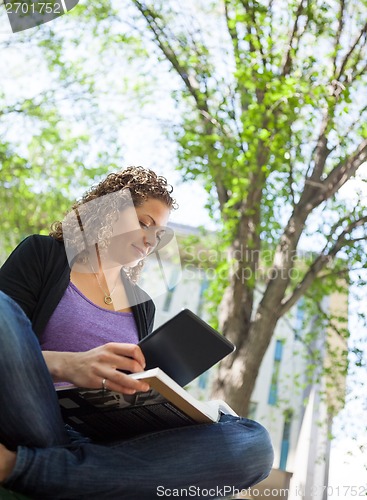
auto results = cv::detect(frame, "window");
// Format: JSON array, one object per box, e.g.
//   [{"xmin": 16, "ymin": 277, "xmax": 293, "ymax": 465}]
[
  {"xmin": 295, "ymin": 297, "xmax": 305, "ymax": 339},
  {"xmin": 197, "ymin": 276, "xmax": 209, "ymax": 317},
  {"xmin": 268, "ymin": 340, "xmax": 283, "ymax": 405},
  {"xmin": 279, "ymin": 410, "xmax": 293, "ymax": 470},
  {"xmin": 197, "ymin": 371, "xmax": 209, "ymax": 390},
  {"xmin": 162, "ymin": 267, "xmax": 181, "ymax": 312},
  {"xmin": 162, "ymin": 287, "xmax": 175, "ymax": 312}
]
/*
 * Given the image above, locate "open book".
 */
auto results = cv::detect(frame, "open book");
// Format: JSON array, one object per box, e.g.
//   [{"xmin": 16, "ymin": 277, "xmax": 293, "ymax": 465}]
[
  {"xmin": 57, "ymin": 368, "xmax": 237, "ymax": 442},
  {"xmin": 57, "ymin": 309, "xmax": 236, "ymax": 441}
]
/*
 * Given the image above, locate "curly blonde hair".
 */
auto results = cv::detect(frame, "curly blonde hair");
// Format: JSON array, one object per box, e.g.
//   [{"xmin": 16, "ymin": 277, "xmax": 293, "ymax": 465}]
[{"xmin": 50, "ymin": 166, "xmax": 177, "ymax": 282}]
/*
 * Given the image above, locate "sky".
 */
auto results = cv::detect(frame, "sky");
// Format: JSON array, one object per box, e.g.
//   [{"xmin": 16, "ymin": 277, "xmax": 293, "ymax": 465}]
[{"xmin": 119, "ymin": 121, "xmax": 215, "ymax": 228}]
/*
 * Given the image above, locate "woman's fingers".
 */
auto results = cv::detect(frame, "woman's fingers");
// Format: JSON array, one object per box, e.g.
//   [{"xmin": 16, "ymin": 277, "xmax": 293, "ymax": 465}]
[
  {"xmin": 102, "ymin": 370, "xmax": 150, "ymax": 394},
  {"xmin": 49, "ymin": 343, "xmax": 150, "ymax": 395},
  {"xmin": 101, "ymin": 343, "xmax": 146, "ymax": 372},
  {"xmin": 96, "ymin": 343, "xmax": 150, "ymax": 394},
  {"xmin": 78, "ymin": 343, "xmax": 150, "ymax": 394}
]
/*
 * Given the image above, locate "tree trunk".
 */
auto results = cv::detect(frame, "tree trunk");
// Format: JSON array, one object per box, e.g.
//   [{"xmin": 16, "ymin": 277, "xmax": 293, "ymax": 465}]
[{"xmin": 211, "ymin": 281, "xmax": 280, "ymax": 416}]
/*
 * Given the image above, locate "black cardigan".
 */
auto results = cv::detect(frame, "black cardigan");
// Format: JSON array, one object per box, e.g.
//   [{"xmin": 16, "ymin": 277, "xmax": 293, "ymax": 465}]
[{"xmin": 0, "ymin": 235, "xmax": 155, "ymax": 341}]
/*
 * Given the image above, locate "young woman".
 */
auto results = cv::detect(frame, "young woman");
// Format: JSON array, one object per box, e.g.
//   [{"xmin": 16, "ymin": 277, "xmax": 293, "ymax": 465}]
[{"xmin": 0, "ymin": 166, "xmax": 273, "ymax": 499}]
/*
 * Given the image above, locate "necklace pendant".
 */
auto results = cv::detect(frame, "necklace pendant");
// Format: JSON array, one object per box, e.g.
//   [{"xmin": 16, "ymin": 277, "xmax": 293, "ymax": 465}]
[{"xmin": 104, "ymin": 295, "xmax": 113, "ymax": 305}]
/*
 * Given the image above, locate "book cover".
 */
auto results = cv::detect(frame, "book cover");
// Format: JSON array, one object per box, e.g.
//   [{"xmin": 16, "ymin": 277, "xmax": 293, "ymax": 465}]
[{"xmin": 56, "ymin": 368, "xmax": 236, "ymax": 441}]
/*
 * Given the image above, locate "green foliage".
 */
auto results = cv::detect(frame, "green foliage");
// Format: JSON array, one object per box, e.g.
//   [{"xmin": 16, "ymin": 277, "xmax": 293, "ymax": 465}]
[
  {"xmin": 123, "ymin": 0, "xmax": 367, "ymax": 416},
  {"xmin": 131, "ymin": 0, "xmax": 367, "ymax": 285}
]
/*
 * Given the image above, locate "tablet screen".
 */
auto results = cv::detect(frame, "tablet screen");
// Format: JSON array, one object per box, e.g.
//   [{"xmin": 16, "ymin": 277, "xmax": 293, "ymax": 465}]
[{"xmin": 138, "ymin": 309, "xmax": 235, "ymax": 386}]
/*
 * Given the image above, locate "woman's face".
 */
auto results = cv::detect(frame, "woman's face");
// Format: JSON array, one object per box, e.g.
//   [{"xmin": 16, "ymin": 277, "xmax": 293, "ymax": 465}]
[{"xmin": 106, "ymin": 197, "xmax": 171, "ymax": 267}]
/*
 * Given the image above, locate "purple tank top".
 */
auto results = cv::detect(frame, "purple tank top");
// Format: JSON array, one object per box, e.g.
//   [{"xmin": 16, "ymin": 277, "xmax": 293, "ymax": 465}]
[{"xmin": 39, "ymin": 282, "xmax": 139, "ymax": 352}]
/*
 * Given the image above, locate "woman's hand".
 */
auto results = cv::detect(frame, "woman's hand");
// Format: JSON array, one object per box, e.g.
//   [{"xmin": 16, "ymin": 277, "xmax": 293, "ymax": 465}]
[
  {"xmin": 0, "ymin": 444, "xmax": 16, "ymax": 483},
  {"xmin": 43, "ymin": 343, "xmax": 150, "ymax": 395}
]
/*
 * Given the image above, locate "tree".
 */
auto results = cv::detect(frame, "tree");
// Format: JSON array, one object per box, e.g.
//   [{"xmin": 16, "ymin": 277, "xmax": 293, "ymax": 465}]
[
  {"xmin": 127, "ymin": 0, "xmax": 367, "ymax": 415},
  {"xmin": 2, "ymin": 0, "xmax": 366, "ymax": 418}
]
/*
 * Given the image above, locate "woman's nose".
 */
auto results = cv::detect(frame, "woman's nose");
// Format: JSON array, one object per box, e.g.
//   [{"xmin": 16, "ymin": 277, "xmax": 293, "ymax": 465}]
[{"xmin": 143, "ymin": 229, "xmax": 158, "ymax": 250}]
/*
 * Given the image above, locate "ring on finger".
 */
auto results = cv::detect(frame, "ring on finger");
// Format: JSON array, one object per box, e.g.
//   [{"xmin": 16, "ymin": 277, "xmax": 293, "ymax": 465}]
[{"xmin": 102, "ymin": 378, "xmax": 107, "ymax": 391}]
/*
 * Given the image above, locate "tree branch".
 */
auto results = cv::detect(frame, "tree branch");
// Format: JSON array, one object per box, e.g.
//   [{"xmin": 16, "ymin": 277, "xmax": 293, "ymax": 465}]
[
  {"xmin": 240, "ymin": 0, "xmax": 267, "ymax": 69},
  {"xmin": 353, "ymin": 59, "xmax": 367, "ymax": 80},
  {"xmin": 317, "ymin": 267, "xmax": 349, "ymax": 281},
  {"xmin": 288, "ymin": 154, "xmax": 296, "ymax": 206},
  {"xmin": 224, "ymin": 0, "xmax": 240, "ymax": 60},
  {"xmin": 279, "ymin": 215, "xmax": 367, "ymax": 314},
  {"xmin": 281, "ymin": 0, "xmax": 307, "ymax": 76},
  {"xmin": 315, "ymin": 301, "xmax": 348, "ymax": 342},
  {"xmin": 335, "ymin": 21, "xmax": 367, "ymax": 81},
  {"xmin": 338, "ymin": 104, "xmax": 367, "ymax": 145},
  {"xmin": 300, "ymin": 136, "xmax": 367, "ymax": 213},
  {"xmin": 318, "ymin": 137, "xmax": 367, "ymax": 203},
  {"xmin": 225, "ymin": 0, "xmax": 265, "ymax": 110},
  {"xmin": 268, "ymin": 0, "xmax": 274, "ymax": 44},
  {"xmin": 333, "ymin": 0, "xmax": 346, "ymax": 75},
  {"xmin": 132, "ymin": 1, "xmax": 237, "ymax": 147},
  {"xmin": 282, "ymin": 311, "xmax": 320, "ymax": 360},
  {"xmin": 131, "ymin": 1, "xmax": 206, "ymax": 109},
  {"xmin": 258, "ymin": 133, "xmax": 366, "ymax": 319},
  {"xmin": 131, "ymin": 2, "xmax": 238, "ymax": 214},
  {"xmin": 308, "ymin": 111, "xmax": 331, "ymax": 179},
  {"xmin": 297, "ymin": 110, "xmax": 334, "ymax": 212}
]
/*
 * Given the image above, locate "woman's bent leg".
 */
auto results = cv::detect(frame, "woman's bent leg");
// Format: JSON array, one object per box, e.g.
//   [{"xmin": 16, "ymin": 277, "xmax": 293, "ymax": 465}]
[
  {"xmin": 0, "ymin": 292, "xmax": 69, "ymax": 449},
  {"xmin": 0, "ymin": 293, "xmax": 273, "ymax": 498},
  {"xmin": 5, "ymin": 415, "xmax": 273, "ymax": 499}
]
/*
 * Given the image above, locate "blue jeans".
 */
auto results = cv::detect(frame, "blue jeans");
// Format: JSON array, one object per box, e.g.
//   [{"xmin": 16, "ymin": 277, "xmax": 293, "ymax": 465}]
[{"xmin": 0, "ymin": 291, "xmax": 274, "ymax": 499}]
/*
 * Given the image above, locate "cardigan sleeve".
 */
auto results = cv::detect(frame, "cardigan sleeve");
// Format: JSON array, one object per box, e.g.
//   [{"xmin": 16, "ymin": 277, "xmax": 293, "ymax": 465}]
[
  {"xmin": 0, "ymin": 235, "xmax": 46, "ymax": 320},
  {"xmin": 0, "ymin": 235, "xmax": 70, "ymax": 336}
]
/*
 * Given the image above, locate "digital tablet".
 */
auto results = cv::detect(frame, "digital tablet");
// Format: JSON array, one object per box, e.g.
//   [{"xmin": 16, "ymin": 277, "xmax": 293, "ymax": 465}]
[{"xmin": 138, "ymin": 309, "xmax": 235, "ymax": 386}]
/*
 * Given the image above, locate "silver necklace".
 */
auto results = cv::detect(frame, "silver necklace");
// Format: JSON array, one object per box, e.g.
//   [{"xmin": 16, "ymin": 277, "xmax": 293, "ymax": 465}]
[
  {"xmin": 93, "ymin": 272, "xmax": 120, "ymax": 305},
  {"xmin": 88, "ymin": 261, "xmax": 120, "ymax": 305}
]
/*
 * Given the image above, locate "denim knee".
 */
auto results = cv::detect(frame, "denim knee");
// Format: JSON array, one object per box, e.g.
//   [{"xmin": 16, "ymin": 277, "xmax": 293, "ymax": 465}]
[
  {"xmin": 0, "ymin": 291, "xmax": 35, "ymax": 363},
  {"xmin": 0, "ymin": 291, "xmax": 30, "ymax": 330},
  {"xmin": 0, "ymin": 291, "xmax": 43, "ymax": 371},
  {"xmin": 238, "ymin": 418, "xmax": 274, "ymax": 486}
]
